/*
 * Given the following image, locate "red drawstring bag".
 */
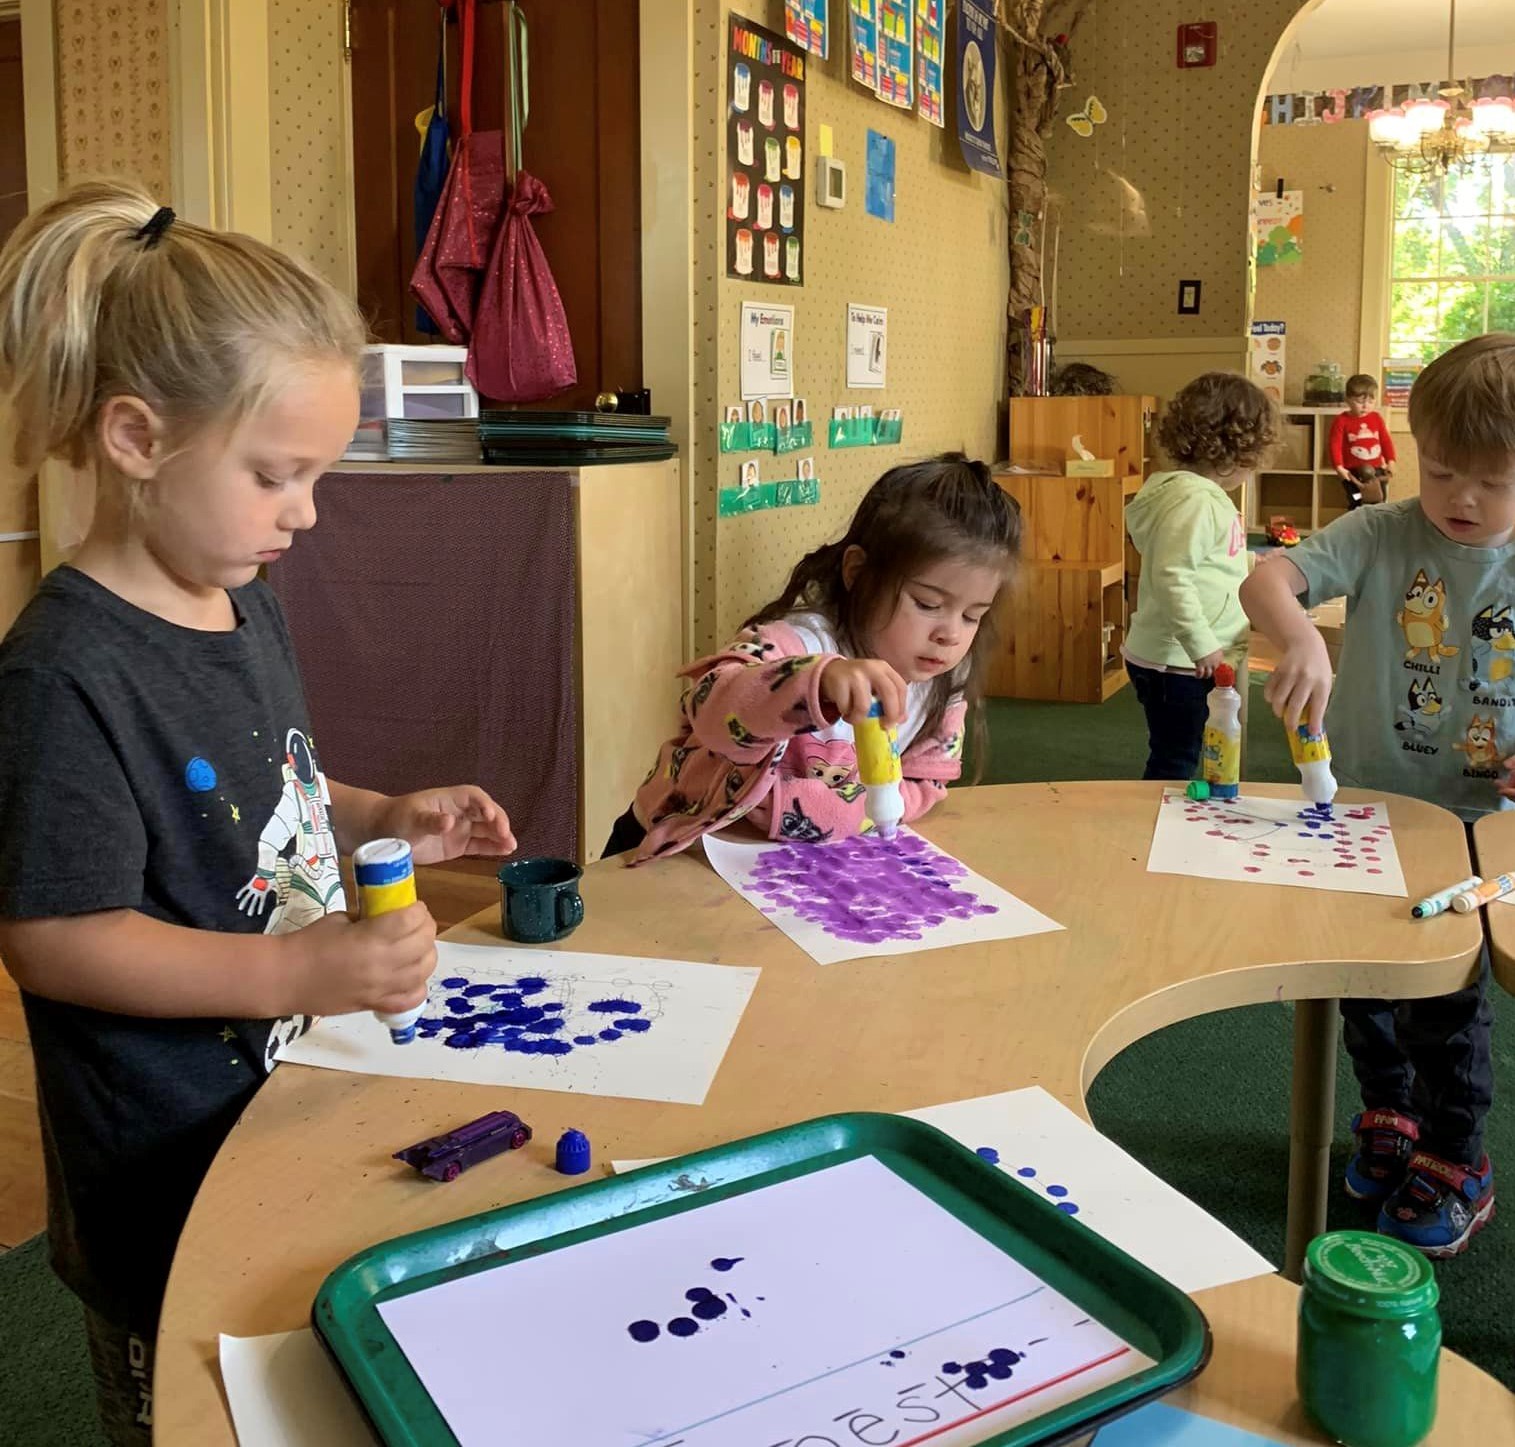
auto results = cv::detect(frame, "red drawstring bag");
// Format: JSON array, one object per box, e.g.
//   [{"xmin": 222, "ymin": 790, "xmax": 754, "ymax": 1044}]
[
  {"xmin": 410, "ymin": 0, "xmax": 506, "ymax": 342},
  {"xmin": 467, "ymin": 171, "xmax": 577, "ymax": 402}
]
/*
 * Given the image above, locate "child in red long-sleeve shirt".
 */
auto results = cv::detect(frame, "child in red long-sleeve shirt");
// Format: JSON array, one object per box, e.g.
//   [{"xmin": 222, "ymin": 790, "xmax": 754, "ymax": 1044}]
[
  {"xmin": 1330, "ymin": 373, "xmax": 1396, "ymax": 507},
  {"xmin": 608, "ymin": 455, "xmax": 1022, "ymax": 861}
]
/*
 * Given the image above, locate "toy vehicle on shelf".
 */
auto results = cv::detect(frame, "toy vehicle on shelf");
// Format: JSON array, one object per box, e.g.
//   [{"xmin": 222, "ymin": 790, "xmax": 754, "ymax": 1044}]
[
  {"xmin": 1266, "ymin": 515, "xmax": 1301, "ymax": 548},
  {"xmin": 394, "ymin": 1110, "xmax": 533, "ymax": 1182}
]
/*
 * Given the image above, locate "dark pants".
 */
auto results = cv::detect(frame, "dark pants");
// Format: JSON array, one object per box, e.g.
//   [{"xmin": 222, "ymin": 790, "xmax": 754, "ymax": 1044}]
[
  {"xmin": 1127, "ymin": 662, "xmax": 1214, "ymax": 781},
  {"xmin": 603, "ymin": 806, "xmax": 647, "ymax": 859},
  {"xmin": 84, "ymin": 1308, "xmax": 155, "ymax": 1447},
  {"xmin": 1340, "ymin": 947, "xmax": 1494, "ymax": 1164}
]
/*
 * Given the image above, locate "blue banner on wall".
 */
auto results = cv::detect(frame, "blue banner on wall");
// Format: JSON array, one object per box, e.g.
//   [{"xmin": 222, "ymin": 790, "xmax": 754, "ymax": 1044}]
[{"xmin": 956, "ymin": 0, "xmax": 1000, "ymax": 177}]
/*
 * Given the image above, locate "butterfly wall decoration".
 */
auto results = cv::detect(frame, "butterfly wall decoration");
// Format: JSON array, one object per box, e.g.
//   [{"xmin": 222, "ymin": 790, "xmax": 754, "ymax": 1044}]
[{"xmin": 1066, "ymin": 96, "xmax": 1107, "ymax": 138}]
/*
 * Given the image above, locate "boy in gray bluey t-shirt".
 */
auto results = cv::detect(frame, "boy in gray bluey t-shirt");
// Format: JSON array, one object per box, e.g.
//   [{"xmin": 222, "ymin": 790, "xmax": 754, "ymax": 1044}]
[{"xmin": 1243, "ymin": 332, "xmax": 1515, "ymax": 1259}]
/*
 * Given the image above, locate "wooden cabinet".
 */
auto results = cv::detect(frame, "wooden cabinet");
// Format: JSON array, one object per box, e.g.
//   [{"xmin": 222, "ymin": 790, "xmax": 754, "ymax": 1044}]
[
  {"xmin": 1249, "ymin": 405, "xmax": 1352, "ymax": 537},
  {"xmin": 989, "ymin": 395, "xmax": 1156, "ymax": 703}
]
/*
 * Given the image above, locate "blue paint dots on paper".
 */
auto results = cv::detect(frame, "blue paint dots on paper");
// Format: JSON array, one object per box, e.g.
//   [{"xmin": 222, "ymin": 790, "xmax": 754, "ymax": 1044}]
[
  {"xmin": 943, "ymin": 1346, "xmax": 1023, "ymax": 1391},
  {"xmin": 667, "ymin": 1317, "xmax": 699, "ymax": 1338},
  {"xmin": 976, "ymin": 1146, "xmax": 1001, "ymax": 1164},
  {"xmin": 627, "ymin": 1320, "xmax": 659, "ymax": 1343},
  {"xmin": 416, "ymin": 974, "xmax": 658, "ymax": 1057},
  {"xmin": 184, "ymin": 757, "xmax": 218, "ymax": 792},
  {"xmin": 710, "ymin": 1257, "xmax": 744, "ymax": 1271},
  {"xmin": 1014, "ymin": 1165, "xmax": 1081, "ymax": 1214}
]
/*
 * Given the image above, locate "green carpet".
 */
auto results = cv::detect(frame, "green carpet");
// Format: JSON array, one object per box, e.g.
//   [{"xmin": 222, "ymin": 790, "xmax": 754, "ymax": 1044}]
[
  {"xmin": 0, "ymin": 678, "xmax": 1506, "ymax": 1443},
  {"xmin": 973, "ymin": 677, "xmax": 1514, "ymax": 1390}
]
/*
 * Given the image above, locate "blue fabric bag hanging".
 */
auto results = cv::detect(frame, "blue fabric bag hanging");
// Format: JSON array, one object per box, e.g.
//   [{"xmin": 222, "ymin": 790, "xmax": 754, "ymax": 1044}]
[{"xmin": 413, "ymin": 9, "xmax": 452, "ymax": 334}]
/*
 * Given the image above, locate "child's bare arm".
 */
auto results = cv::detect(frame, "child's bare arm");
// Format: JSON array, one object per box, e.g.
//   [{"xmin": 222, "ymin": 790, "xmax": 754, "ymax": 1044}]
[
  {"xmin": 0, "ymin": 905, "xmax": 435, "ymax": 1020},
  {"xmin": 1241, "ymin": 556, "xmax": 1333, "ymax": 732}
]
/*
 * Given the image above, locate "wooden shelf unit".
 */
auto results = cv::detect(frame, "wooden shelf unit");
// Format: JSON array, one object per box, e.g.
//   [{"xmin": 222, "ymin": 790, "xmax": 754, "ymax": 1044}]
[
  {"xmin": 990, "ymin": 395, "xmax": 1157, "ymax": 703},
  {"xmin": 1250, "ymin": 404, "xmax": 1352, "ymax": 537}
]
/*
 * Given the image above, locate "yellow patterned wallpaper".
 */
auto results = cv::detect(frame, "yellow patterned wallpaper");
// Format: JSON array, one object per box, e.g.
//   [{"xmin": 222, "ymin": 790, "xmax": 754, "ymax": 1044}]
[
  {"xmin": 55, "ymin": 0, "xmax": 172, "ymax": 200},
  {"xmin": 698, "ymin": 0, "xmax": 1010, "ymax": 646},
  {"xmin": 1047, "ymin": 0, "xmax": 1305, "ymax": 342},
  {"xmin": 1253, "ymin": 120, "xmax": 1367, "ymax": 405},
  {"xmin": 269, "ymin": 0, "xmax": 353, "ymax": 291}
]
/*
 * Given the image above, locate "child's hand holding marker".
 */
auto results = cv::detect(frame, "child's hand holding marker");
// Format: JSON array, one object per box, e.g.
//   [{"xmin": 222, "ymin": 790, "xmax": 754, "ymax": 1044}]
[
  {"xmin": 282, "ymin": 905, "xmax": 438, "ymax": 1018},
  {"xmin": 1264, "ymin": 630, "xmax": 1334, "ymax": 734},
  {"xmin": 820, "ymin": 657, "xmax": 907, "ymax": 727}
]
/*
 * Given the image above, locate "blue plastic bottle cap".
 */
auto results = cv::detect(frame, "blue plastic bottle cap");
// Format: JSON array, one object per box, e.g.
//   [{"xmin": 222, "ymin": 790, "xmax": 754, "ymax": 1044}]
[{"xmin": 555, "ymin": 1129, "xmax": 591, "ymax": 1175}]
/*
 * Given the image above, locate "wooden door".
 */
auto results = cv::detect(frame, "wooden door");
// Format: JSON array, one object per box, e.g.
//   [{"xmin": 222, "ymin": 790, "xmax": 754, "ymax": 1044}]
[
  {"xmin": 349, "ymin": 0, "xmax": 642, "ymax": 412},
  {"xmin": 0, "ymin": 18, "xmax": 27, "ymax": 246}
]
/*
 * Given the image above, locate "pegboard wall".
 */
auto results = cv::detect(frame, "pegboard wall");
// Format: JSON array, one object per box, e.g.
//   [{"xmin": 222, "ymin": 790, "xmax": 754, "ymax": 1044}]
[
  {"xmin": 1046, "ymin": 0, "xmax": 1306, "ymax": 343},
  {"xmin": 1254, "ymin": 119, "xmax": 1368, "ymax": 404},
  {"xmin": 696, "ymin": 0, "xmax": 1010, "ymax": 647},
  {"xmin": 56, "ymin": 0, "xmax": 172, "ymax": 201},
  {"xmin": 270, "ymin": 0, "xmax": 354, "ymax": 292}
]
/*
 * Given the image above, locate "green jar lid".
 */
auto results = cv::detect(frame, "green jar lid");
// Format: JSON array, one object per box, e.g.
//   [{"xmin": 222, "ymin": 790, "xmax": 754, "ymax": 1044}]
[{"xmin": 1303, "ymin": 1231, "xmax": 1439, "ymax": 1318}]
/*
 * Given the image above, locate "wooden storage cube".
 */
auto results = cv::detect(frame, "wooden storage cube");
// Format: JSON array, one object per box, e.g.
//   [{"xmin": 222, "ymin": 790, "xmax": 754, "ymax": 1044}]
[
  {"xmin": 1257, "ymin": 472, "xmax": 1313, "ymax": 520},
  {"xmin": 1273, "ymin": 418, "xmax": 1313, "ymax": 472},
  {"xmin": 988, "ymin": 561, "xmax": 1125, "ymax": 704}
]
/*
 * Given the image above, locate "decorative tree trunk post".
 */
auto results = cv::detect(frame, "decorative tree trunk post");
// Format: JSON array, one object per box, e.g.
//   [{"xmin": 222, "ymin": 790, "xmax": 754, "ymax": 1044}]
[{"xmin": 1000, "ymin": 1, "xmax": 1089, "ymax": 396}]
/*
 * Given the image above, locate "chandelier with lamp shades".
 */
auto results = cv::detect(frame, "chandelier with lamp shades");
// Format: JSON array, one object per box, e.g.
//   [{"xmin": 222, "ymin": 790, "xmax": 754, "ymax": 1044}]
[{"xmin": 1367, "ymin": 0, "xmax": 1515, "ymax": 174}]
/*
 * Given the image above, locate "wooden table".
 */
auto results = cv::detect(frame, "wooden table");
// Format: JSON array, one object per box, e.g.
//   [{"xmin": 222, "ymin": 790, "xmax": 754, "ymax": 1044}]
[
  {"xmin": 155, "ymin": 783, "xmax": 1511, "ymax": 1444},
  {"xmin": 1471, "ymin": 811, "xmax": 1515, "ymax": 995}
]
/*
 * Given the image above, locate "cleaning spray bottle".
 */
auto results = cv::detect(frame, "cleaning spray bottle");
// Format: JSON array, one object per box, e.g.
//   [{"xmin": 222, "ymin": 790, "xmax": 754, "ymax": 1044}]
[
  {"xmin": 854, "ymin": 700, "xmax": 904, "ymax": 840},
  {"xmin": 1200, "ymin": 664, "xmax": 1242, "ymax": 800},
  {"xmin": 1289, "ymin": 723, "xmax": 1339, "ymax": 806},
  {"xmin": 353, "ymin": 837, "xmax": 427, "ymax": 1044}
]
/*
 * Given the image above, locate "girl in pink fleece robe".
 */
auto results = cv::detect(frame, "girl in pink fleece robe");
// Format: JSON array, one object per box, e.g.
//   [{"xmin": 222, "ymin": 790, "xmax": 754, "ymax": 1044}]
[{"xmin": 608, "ymin": 455, "xmax": 1022, "ymax": 861}]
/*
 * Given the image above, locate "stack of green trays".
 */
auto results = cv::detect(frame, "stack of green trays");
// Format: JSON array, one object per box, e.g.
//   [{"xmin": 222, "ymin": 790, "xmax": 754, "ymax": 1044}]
[{"xmin": 480, "ymin": 410, "xmax": 675, "ymax": 466}]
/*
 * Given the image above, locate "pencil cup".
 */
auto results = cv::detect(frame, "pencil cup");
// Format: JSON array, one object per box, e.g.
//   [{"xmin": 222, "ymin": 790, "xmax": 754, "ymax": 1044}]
[{"xmin": 498, "ymin": 858, "xmax": 585, "ymax": 943}]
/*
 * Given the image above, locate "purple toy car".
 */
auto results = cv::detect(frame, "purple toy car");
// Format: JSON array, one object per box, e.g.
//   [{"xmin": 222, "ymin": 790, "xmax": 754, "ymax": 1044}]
[{"xmin": 394, "ymin": 1110, "xmax": 533, "ymax": 1183}]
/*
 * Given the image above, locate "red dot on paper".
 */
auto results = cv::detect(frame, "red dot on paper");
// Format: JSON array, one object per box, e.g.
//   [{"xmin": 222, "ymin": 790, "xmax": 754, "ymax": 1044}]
[
  {"xmin": 1299, "ymin": 870, "xmax": 1316, "ymax": 877},
  {"xmin": 1368, "ymin": 868, "xmax": 1383, "ymax": 874},
  {"xmin": 1244, "ymin": 866, "xmax": 1262, "ymax": 873}
]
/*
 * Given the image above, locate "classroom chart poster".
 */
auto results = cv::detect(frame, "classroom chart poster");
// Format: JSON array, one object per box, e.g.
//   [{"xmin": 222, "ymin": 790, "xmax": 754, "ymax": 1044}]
[
  {"xmin": 784, "ymin": 0, "xmax": 828, "ymax": 58},
  {"xmin": 276, "ymin": 942, "xmax": 761, "ymax": 1106},
  {"xmin": 915, "ymin": 0, "xmax": 946, "ymax": 126},
  {"xmin": 847, "ymin": 301, "xmax": 888, "ymax": 387},
  {"xmin": 727, "ymin": 15, "xmax": 806, "ymax": 286},
  {"xmin": 1254, "ymin": 188, "xmax": 1303, "ymax": 267},
  {"xmin": 740, "ymin": 300, "xmax": 797, "ymax": 400},
  {"xmin": 848, "ymin": 0, "xmax": 879, "ymax": 91},
  {"xmin": 1382, "ymin": 356, "xmax": 1423, "ymax": 410},
  {"xmin": 957, "ymin": 0, "xmax": 1002, "ymax": 177},
  {"xmin": 865, "ymin": 129, "xmax": 896, "ymax": 221},
  {"xmin": 377, "ymin": 1156, "xmax": 1151, "ymax": 1447},
  {"xmin": 1146, "ymin": 791, "xmax": 1408, "ymax": 898},
  {"xmin": 875, "ymin": 0, "xmax": 914, "ymax": 107},
  {"xmin": 702, "ymin": 826, "xmax": 1063, "ymax": 965}
]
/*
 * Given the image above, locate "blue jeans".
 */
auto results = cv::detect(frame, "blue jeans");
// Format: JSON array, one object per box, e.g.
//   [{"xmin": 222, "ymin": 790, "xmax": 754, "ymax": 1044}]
[{"xmin": 1127, "ymin": 662, "xmax": 1213, "ymax": 781}]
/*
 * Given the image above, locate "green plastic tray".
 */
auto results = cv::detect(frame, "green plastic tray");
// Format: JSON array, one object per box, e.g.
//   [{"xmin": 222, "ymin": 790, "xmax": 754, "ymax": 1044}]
[{"xmin": 314, "ymin": 1113, "xmax": 1211, "ymax": 1447}]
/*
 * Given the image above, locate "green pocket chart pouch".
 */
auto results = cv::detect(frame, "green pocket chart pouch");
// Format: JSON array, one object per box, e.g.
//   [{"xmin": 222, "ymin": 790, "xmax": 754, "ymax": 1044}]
[
  {"xmin": 719, "ymin": 420, "xmax": 753, "ymax": 454},
  {"xmin": 875, "ymin": 416, "xmax": 904, "ymax": 445},
  {"xmin": 719, "ymin": 481, "xmax": 779, "ymax": 516},
  {"xmin": 829, "ymin": 417, "xmax": 876, "ymax": 449},
  {"xmin": 776, "ymin": 421, "xmax": 814, "ymax": 455},
  {"xmin": 775, "ymin": 477, "xmax": 821, "ymax": 507},
  {"xmin": 748, "ymin": 422, "xmax": 778, "ymax": 452}
]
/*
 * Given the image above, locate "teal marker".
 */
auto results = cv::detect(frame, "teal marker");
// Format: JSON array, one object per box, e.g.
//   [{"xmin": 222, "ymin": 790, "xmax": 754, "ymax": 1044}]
[{"xmin": 1411, "ymin": 875, "xmax": 1480, "ymax": 919}]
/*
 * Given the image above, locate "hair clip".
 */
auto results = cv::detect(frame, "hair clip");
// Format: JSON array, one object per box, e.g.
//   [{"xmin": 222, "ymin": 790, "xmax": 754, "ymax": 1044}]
[{"xmin": 134, "ymin": 207, "xmax": 176, "ymax": 248}]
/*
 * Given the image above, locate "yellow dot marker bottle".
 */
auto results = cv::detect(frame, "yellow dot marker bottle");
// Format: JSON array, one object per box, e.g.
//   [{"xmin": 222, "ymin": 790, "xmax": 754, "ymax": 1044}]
[
  {"xmin": 855, "ymin": 700, "xmax": 904, "ymax": 840},
  {"xmin": 353, "ymin": 837, "xmax": 425, "ymax": 1044},
  {"xmin": 1289, "ymin": 724, "xmax": 1338, "ymax": 806}
]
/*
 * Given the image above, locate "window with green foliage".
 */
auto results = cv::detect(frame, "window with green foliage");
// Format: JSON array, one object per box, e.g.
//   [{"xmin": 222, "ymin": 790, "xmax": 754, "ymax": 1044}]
[{"xmin": 1389, "ymin": 157, "xmax": 1515, "ymax": 364}]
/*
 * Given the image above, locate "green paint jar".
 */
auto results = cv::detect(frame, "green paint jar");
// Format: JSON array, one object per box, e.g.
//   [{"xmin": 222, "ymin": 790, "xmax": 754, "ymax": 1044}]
[{"xmin": 1298, "ymin": 1231, "xmax": 1441, "ymax": 1447}]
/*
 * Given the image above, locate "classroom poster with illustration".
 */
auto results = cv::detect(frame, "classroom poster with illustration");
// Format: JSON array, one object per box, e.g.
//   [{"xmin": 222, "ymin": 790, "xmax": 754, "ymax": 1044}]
[
  {"xmin": 785, "ymin": 0, "xmax": 828, "ymax": 58},
  {"xmin": 916, "ymin": 0, "xmax": 946, "ymax": 126},
  {"xmin": 957, "ymin": 0, "xmax": 1001, "ymax": 176},
  {"xmin": 728, "ymin": 15, "xmax": 806, "ymax": 286}
]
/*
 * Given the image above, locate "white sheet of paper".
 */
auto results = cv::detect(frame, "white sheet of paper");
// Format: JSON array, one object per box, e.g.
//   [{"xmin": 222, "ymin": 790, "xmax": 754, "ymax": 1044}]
[
  {"xmin": 702, "ymin": 827, "xmax": 1062, "ymax": 965},
  {"xmin": 1146, "ymin": 791, "xmax": 1406, "ymax": 897},
  {"xmin": 379, "ymin": 1155, "xmax": 1150, "ymax": 1447},
  {"xmin": 276, "ymin": 942, "xmax": 759, "ymax": 1106},
  {"xmin": 613, "ymin": 1086, "xmax": 1273, "ymax": 1295},
  {"xmin": 846, "ymin": 301, "xmax": 888, "ymax": 387},
  {"xmin": 219, "ymin": 1330, "xmax": 375, "ymax": 1447}
]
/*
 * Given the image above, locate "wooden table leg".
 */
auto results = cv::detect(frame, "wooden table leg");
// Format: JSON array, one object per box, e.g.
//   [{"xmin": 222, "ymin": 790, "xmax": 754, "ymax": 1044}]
[{"xmin": 1284, "ymin": 997, "xmax": 1338, "ymax": 1282}]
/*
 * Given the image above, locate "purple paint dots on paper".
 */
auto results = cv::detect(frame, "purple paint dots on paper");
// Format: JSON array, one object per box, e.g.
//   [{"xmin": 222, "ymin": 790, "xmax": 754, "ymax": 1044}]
[
  {"xmin": 627, "ymin": 1320, "xmax": 659, "ymax": 1343},
  {"xmin": 710, "ymin": 1257, "xmax": 744, "ymax": 1271},
  {"xmin": 943, "ymin": 1347, "xmax": 1024, "ymax": 1391},
  {"xmin": 667, "ymin": 1317, "xmax": 698, "ymax": 1338},
  {"xmin": 742, "ymin": 833, "xmax": 998, "ymax": 945}
]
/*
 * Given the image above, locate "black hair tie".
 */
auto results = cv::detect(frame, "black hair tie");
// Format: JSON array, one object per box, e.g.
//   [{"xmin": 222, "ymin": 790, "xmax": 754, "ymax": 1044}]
[{"xmin": 134, "ymin": 207, "xmax": 176, "ymax": 248}]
